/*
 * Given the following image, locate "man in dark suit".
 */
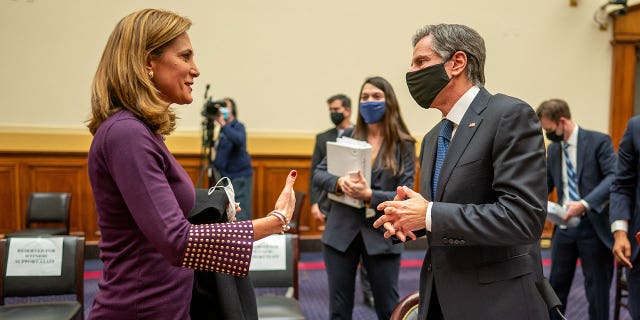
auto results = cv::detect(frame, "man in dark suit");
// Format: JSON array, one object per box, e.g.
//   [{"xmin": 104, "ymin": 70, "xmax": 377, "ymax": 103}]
[
  {"xmin": 310, "ymin": 94, "xmax": 378, "ymax": 308},
  {"xmin": 610, "ymin": 115, "xmax": 640, "ymax": 320},
  {"xmin": 537, "ymin": 99, "xmax": 615, "ymax": 320},
  {"xmin": 374, "ymin": 24, "xmax": 549, "ymax": 319},
  {"xmin": 310, "ymin": 94, "xmax": 353, "ymax": 222}
]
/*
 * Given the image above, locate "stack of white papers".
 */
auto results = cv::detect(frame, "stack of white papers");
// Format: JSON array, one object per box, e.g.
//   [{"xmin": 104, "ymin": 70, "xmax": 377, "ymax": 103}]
[
  {"xmin": 547, "ymin": 201, "xmax": 581, "ymax": 228},
  {"xmin": 326, "ymin": 137, "xmax": 372, "ymax": 208}
]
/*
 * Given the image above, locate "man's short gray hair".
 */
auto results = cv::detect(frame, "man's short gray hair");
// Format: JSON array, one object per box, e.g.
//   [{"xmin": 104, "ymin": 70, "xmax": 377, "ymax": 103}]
[{"xmin": 412, "ymin": 24, "xmax": 486, "ymax": 86}]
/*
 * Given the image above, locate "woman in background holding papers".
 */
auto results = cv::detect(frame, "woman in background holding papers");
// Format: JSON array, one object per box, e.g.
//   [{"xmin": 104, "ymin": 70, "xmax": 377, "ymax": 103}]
[{"xmin": 313, "ymin": 76, "xmax": 416, "ymax": 319}]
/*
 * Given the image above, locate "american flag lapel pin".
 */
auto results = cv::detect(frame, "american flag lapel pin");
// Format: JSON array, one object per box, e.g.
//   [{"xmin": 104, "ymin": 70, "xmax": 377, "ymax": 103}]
[{"xmin": 469, "ymin": 122, "xmax": 476, "ymax": 128}]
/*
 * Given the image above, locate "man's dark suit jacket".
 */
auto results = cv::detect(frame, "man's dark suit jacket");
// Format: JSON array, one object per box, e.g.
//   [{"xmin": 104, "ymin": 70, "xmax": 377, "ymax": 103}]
[
  {"xmin": 610, "ymin": 115, "xmax": 640, "ymax": 264},
  {"xmin": 416, "ymin": 87, "xmax": 549, "ymax": 319},
  {"xmin": 310, "ymin": 128, "xmax": 339, "ymax": 213},
  {"xmin": 547, "ymin": 128, "xmax": 616, "ymax": 249}
]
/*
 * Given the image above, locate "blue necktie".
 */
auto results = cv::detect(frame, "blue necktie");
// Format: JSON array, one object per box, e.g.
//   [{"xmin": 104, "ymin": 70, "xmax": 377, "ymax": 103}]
[
  {"xmin": 432, "ymin": 119, "xmax": 453, "ymax": 199},
  {"xmin": 563, "ymin": 143, "xmax": 579, "ymax": 201}
]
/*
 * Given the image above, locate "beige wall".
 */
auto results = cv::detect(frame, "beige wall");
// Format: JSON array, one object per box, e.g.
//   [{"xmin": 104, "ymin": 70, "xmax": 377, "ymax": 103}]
[{"xmin": 0, "ymin": 0, "xmax": 615, "ymax": 153}]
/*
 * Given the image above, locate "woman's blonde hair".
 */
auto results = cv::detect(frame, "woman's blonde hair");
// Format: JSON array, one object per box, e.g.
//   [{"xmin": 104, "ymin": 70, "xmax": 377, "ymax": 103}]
[{"xmin": 88, "ymin": 9, "xmax": 192, "ymax": 135}]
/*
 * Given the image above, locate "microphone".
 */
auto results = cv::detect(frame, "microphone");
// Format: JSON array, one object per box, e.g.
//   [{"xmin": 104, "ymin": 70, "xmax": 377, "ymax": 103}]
[
  {"xmin": 204, "ymin": 84, "xmax": 211, "ymax": 100},
  {"xmin": 536, "ymin": 277, "xmax": 567, "ymax": 320}
]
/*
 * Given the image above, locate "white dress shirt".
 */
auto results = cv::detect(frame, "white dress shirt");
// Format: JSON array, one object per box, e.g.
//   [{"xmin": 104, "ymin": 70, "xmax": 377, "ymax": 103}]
[{"xmin": 425, "ymin": 86, "xmax": 480, "ymax": 231}]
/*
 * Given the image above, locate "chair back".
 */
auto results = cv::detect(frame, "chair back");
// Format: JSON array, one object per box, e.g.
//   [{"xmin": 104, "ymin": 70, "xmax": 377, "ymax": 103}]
[
  {"xmin": 390, "ymin": 290, "xmax": 420, "ymax": 320},
  {"xmin": 26, "ymin": 192, "xmax": 72, "ymax": 233},
  {"xmin": 250, "ymin": 233, "xmax": 299, "ymax": 299},
  {"xmin": 0, "ymin": 235, "xmax": 84, "ymax": 310}
]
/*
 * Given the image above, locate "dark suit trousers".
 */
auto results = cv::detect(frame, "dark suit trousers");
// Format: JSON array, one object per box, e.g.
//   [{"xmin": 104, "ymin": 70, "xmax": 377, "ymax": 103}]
[
  {"xmin": 425, "ymin": 281, "xmax": 444, "ymax": 320},
  {"xmin": 628, "ymin": 260, "xmax": 640, "ymax": 320},
  {"xmin": 549, "ymin": 225, "xmax": 613, "ymax": 320},
  {"xmin": 322, "ymin": 234, "xmax": 401, "ymax": 320}
]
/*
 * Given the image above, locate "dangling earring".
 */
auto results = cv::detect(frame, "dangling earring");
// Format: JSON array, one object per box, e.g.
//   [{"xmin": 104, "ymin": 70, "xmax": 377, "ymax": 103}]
[{"xmin": 148, "ymin": 71, "xmax": 154, "ymax": 79}]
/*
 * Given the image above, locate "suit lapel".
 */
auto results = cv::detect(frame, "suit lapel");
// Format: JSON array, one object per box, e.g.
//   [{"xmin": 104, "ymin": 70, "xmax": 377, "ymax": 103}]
[
  {"xmin": 576, "ymin": 129, "xmax": 588, "ymax": 180},
  {"xmin": 435, "ymin": 88, "xmax": 490, "ymax": 201},
  {"xmin": 329, "ymin": 128, "xmax": 339, "ymax": 140},
  {"xmin": 372, "ymin": 141, "xmax": 385, "ymax": 183},
  {"xmin": 549, "ymin": 143, "xmax": 564, "ymax": 201},
  {"xmin": 421, "ymin": 129, "xmax": 438, "ymax": 201}
]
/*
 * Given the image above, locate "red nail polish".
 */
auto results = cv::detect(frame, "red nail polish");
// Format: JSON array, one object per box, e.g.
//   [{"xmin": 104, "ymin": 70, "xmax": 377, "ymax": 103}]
[{"xmin": 291, "ymin": 170, "xmax": 297, "ymax": 177}]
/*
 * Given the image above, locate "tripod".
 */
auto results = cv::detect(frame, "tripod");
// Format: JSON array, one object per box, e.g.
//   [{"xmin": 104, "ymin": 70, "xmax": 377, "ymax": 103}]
[
  {"xmin": 196, "ymin": 83, "xmax": 226, "ymax": 188},
  {"xmin": 196, "ymin": 117, "xmax": 221, "ymax": 189}
]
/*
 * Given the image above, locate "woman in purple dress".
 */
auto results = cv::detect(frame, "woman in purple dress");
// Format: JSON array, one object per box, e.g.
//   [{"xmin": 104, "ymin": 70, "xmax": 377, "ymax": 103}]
[{"xmin": 86, "ymin": 9, "xmax": 297, "ymax": 319}]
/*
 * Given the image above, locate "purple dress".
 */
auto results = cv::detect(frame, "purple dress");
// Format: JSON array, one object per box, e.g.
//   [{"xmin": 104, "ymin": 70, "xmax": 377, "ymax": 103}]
[{"xmin": 88, "ymin": 110, "xmax": 254, "ymax": 319}]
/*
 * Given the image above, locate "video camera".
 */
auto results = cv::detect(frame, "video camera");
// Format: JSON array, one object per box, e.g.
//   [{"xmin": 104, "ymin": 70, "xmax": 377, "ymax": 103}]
[
  {"xmin": 202, "ymin": 99, "xmax": 226, "ymax": 119},
  {"xmin": 201, "ymin": 84, "xmax": 227, "ymax": 119}
]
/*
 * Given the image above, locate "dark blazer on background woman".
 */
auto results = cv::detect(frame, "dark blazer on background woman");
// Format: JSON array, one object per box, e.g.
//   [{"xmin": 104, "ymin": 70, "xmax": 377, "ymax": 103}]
[{"xmin": 314, "ymin": 138, "xmax": 415, "ymax": 255}]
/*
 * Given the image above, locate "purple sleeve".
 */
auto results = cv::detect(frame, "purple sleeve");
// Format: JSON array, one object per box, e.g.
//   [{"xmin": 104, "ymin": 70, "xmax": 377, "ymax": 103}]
[{"xmin": 104, "ymin": 121, "xmax": 253, "ymax": 275}]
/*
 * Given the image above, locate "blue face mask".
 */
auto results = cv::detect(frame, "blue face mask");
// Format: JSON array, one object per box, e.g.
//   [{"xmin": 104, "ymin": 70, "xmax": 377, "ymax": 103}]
[
  {"xmin": 359, "ymin": 101, "xmax": 386, "ymax": 124},
  {"xmin": 220, "ymin": 107, "xmax": 230, "ymax": 121}
]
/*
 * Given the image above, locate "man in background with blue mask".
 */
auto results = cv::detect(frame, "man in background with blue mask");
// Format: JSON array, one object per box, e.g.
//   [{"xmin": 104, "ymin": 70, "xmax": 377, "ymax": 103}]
[
  {"xmin": 374, "ymin": 24, "xmax": 549, "ymax": 319},
  {"xmin": 213, "ymin": 97, "xmax": 253, "ymax": 221}
]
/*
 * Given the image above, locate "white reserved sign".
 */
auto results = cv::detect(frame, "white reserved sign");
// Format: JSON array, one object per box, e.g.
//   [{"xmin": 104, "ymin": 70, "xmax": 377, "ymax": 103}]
[
  {"xmin": 249, "ymin": 234, "xmax": 286, "ymax": 271},
  {"xmin": 6, "ymin": 237, "xmax": 64, "ymax": 276}
]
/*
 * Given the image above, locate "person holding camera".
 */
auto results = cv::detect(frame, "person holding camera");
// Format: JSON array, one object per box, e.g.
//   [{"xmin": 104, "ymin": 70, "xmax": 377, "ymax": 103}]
[
  {"xmin": 86, "ymin": 9, "xmax": 297, "ymax": 319},
  {"xmin": 213, "ymin": 97, "xmax": 254, "ymax": 221}
]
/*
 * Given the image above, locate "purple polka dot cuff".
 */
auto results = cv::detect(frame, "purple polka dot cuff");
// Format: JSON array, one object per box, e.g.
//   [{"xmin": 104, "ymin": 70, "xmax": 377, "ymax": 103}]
[{"xmin": 181, "ymin": 220, "xmax": 254, "ymax": 276}]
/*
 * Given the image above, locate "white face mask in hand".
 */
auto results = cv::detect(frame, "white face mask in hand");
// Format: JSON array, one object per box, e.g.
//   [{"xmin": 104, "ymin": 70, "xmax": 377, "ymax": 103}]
[{"xmin": 210, "ymin": 177, "xmax": 236, "ymax": 222}]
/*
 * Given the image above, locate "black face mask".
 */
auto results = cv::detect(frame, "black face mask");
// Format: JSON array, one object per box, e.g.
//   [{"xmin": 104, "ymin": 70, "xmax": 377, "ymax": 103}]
[
  {"xmin": 545, "ymin": 131, "xmax": 564, "ymax": 142},
  {"xmin": 330, "ymin": 112, "xmax": 345, "ymax": 126},
  {"xmin": 406, "ymin": 63, "xmax": 451, "ymax": 109}
]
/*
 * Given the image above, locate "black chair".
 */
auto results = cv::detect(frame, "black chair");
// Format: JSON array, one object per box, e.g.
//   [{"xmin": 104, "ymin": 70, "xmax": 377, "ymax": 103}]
[
  {"xmin": 9, "ymin": 192, "xmax": 72, "ymax": 236},
  {"xmin": 0, "ymin": 235, "xmax": 85, "ymax": 320},
  {"xmin": 390, "ymin": 290, "xmax": 419, "ymax": 320},
  {"xmin": 250, "ymin": 233, "xmax": 305, "ymax": 320},
  {"xmin": 614, "ymin": 263, "xmax": 629, "ymax": 320},
  {"xmin": 288, "ymin": 190, "xmax": 306, "ymax": 234}
]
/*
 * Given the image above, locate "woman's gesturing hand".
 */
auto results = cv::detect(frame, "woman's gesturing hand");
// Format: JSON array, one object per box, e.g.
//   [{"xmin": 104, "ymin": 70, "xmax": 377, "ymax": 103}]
[{"xmin": 273, "ymin": 170, "xmax": 298, "ymax": 222}]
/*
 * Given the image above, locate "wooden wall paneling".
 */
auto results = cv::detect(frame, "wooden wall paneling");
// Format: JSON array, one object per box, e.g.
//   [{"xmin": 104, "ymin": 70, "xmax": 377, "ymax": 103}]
[
  {"xmin": 175, "ymin": 155, "xmax": 207, "ymax": 187},
  {"xmin": 1, "ymin": 151, "xmax": 425, "ymax": 241},
  {"xmin": 24, "ymin": 157, "xmax": 88, "ymax": 236},
  {"xmin": 287, "ymin": 163, "xmax": 314, "ymax": 235},
  {"xmin": 250, "ymin": 156, "xmax": 319, "ymax": 237},
  {"xmin": 252, "ymin": 158, "xmax": 265, "ymax": 221},
  {"xmin": 0, "ymin": 160, "xmax": 20, "ymax": 234},
  {"xmin": 610, "ymin": 4, "xmax": 640, "ymax": 147},
  {"xmin": 609, "ymin": 43, "xmax": 638, "ymax": 146},
  {"xmin": 613, "ymin": 5, "xmax": 640, "ymax": 41},
  {"xmin": 78, "ymin": 160, "xmax": 97, "ymax": 241},
  {"xmin": 82, "ymin": 162, "xmax": 98, "ymax": 242}
]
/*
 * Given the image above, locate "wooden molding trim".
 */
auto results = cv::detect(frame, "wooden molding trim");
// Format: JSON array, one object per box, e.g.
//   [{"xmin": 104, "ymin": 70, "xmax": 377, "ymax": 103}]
[{"xmin": 0, "ymin": 130, "xmax": 316, "ymax": 156}]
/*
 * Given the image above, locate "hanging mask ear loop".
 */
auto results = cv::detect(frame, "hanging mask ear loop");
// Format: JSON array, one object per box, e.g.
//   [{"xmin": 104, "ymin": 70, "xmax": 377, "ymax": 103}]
[{"xmin": 210, "ymin": 177, "xmax": 237, "ymax": 222}]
